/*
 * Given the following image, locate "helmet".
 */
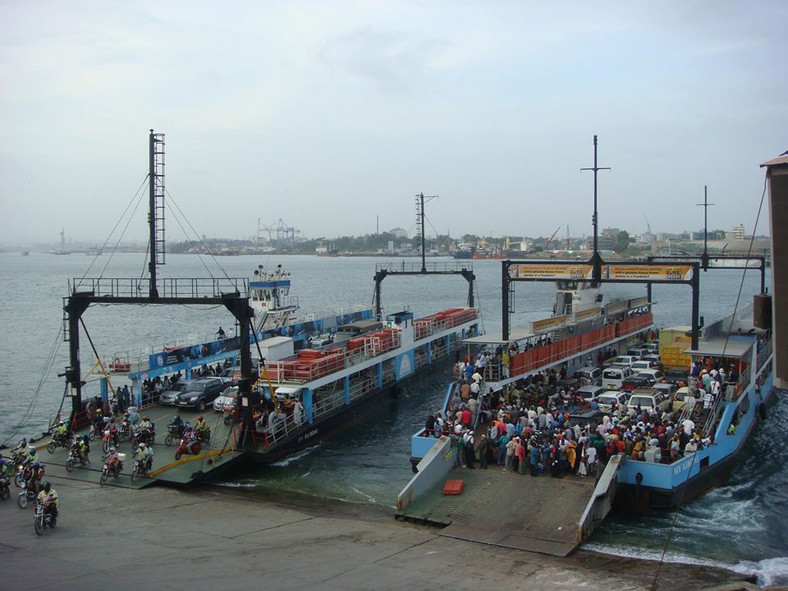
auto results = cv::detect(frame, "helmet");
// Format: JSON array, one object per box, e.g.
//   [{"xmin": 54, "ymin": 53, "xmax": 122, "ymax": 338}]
[
  {"xmin": 43, "ymin": 482, "xmax": 51, "ymax": 493},
  {"xmin": 29, "ymin": 447, "xmax": 37, "ymax": 456},
  {"xmin": 144, "ymin": 416, "xmax": 149, "ymax": 421},
  {"xmin": 33, "ymin": 461, "xmax": 40, "ymax": 469},
  {"xmin": 198, "ymin": 415, "xmax": 204, "ymax": 421},
  {"xmin": 109, "ymin": 447, "xmax": 116, "ymax": 453},
  {"xmin": 185, "ymin": 421, "xmax": 191, "ymax": 428},
  {"xmin": 19, "ymin": 438, "xmax": 27, "ymax": 447},
  {"xmin": 139, "ymin": 443, "xmax": 145, "ymax": 449}
]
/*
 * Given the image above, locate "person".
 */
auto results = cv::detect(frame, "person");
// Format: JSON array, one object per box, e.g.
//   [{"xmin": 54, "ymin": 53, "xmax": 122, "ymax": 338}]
[
  {"xmin": 37, "ymin": 481, "xmax": 59, "ymax": 521},
  {"xmin": 12, "ymin": 438, "xmax": 28, "ymax": 463},
  {"xmin": 105, "ymin": 446, "xmax": 121, "ymax": 474},
  {"xmin": 54, "ymin": 420, "xmax": 68, "ymax": 442},
  {"xmin": 194, "ymin": 415, "xmax": 209, "ymax": 440},
  {"xmin": 28, "ymin": 461, "xmax": 45, "ymax": 494},
  {"xmin": 477, "ymin": 435, "xmax": 489, "ymax": 469},
  {"xmin": 136, "ymin": 442, "xmax": 154, "ymax": 472},
  {"xmin": 217, "ymin": 326, "xmax": 226, "ymax": 339},
  {"xmin": 170, "ymin": 413, "xmax": 184, "ymax": 434}
]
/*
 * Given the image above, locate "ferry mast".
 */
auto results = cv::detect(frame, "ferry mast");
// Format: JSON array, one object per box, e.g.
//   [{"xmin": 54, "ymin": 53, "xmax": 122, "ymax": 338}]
[{"xmin": 63, "ymin": 131, "xmax": 257, "ymax": 441}]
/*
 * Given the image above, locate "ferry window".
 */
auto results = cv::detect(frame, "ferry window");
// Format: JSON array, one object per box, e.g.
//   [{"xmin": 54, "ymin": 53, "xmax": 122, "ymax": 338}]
[{"xmin": 556, "ymin": 280, "xmax": 578, "ymax": 290}]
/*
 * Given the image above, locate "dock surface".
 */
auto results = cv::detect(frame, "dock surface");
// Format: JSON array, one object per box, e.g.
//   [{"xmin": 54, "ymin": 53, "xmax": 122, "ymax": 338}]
[{"xmin": 397, "ymin": 466, "xmax": 596, "ymax": 557}]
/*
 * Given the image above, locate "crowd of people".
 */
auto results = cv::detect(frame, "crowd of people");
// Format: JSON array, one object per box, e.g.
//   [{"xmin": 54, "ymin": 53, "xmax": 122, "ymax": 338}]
[{"xmin": 425, "ymin": 352, "xmax": 739, "ymax": 479}]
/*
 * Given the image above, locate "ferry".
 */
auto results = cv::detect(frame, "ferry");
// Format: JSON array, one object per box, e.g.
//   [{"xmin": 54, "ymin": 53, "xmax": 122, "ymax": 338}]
[
  {"xmin": 242, "ymin": 304, "xmax": 480, "ymax": 464},
  {"xmin": 43, "ymin": 129, "xmax": 482, "ymax": 486},
  {"xmin": 614, "ymin": 297, "xmax": 774, "ymax": 510}
]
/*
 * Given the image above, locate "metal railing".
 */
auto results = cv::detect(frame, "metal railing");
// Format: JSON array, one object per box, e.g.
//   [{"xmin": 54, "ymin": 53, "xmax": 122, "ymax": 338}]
[{"xmin": 70, "ymin": 276, "xmax": 248, "ymax": 299}]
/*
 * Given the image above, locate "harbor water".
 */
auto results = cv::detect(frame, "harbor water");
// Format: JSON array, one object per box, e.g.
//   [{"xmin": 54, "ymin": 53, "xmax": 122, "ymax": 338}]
[{"xmin": 0, "ymin": 252, "xmax": 785, "ymax": 585}]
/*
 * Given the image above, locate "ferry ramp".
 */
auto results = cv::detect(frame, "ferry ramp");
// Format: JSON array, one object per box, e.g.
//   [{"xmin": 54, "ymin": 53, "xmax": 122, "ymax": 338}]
[
  {"xmin": 39, "ymin": 404, "xmax": 244, "ymax": 487},
  {"xmin": 397, "ymin": 440, "xmax": 621, "ymax": 557}
]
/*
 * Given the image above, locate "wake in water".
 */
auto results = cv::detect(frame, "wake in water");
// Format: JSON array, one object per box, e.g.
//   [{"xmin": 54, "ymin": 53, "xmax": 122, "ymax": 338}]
[{"xmin": 585, "ymin": 393, "xmax": 788, "ymax": 587}]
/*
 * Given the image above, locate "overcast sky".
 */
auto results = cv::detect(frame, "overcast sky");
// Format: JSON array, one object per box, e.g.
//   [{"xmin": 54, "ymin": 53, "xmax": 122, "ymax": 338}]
[{"xmin": 1, "ymin": 1, "xmax": 785, "ymax": 246}]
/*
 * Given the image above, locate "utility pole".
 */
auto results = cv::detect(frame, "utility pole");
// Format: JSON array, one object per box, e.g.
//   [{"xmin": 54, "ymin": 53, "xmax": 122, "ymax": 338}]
[
  {"xmin": 697, "ymin": 185, "xmax": 715, "ymax": 271},
  {"xmin": 581, "ymin": 135, "xmax": 611, "ymax": 284},
  {"xmin": 415, "ymin": 192, "xmax": 438, "ymax": 272}
]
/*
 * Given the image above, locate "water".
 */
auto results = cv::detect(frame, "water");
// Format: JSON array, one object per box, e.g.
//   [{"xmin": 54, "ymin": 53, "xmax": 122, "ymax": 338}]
[{"xmin": 0, "ymin": 251, "xmax": 785, "ymax": 585}]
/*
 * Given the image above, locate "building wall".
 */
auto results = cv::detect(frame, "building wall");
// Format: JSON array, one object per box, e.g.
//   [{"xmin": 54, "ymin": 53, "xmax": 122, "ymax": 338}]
[{"xmin": 768, "ymin": 165, "xmax": 788, "ymax": 388}]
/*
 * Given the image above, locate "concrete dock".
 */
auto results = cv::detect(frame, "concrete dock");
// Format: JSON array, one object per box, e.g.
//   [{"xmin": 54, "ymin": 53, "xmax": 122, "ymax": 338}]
[{"xmin": 0, "ymin": 474, "xmax": 758, "ymax": 591}]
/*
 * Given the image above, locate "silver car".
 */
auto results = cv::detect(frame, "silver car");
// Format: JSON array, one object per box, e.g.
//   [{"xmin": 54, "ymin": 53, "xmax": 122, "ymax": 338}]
[
  {"xmin": 213, "ymin": 386, "xmax": 239, "ymax": 412},
  {"xmin": 160, "ymin": 380, "xmax": 193, "ymax": 406}
]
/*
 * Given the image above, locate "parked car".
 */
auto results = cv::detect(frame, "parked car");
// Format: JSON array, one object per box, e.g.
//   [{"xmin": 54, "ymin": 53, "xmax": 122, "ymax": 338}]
[
  {"xmin": 627, "ymin": 389, "xmax": 672, "ymax": 413},
  {"xmin": 176, "ymin": 377, "xmax": 225, "ymax": 411},
  {"xmin": 607, "ymin": 355, "xmax": 640, "ymax": 367},
  {"xmin": 621, "ymin": 374, "xmax": 656, "ymax": 392},
  {"xmin": 641, "ymin": 354, "xmax": 663, "ymax": 367},
  {"xmin": 602, "ymin": 366, "xmax": 633, "ymax": 390},
  {"xmin": 160, "ymin": 380, "xmax": 193, "ymax": 406},
  {"xmin": 631, "ymin": 359, "xmax": 658, "ymax": 373},
  {"xmin": 573, "ymin": 366, "xmax": 603, "ymax": 386},
  {"xmin": 637, "ymin": 368, "xmax": 665, "ymax": 383},
  {"xmin": 626, "ymin": 348, "xmax": 649, "ymax": 359},
  {"xmin": 597, "ymin": 391, "xmax": 629, "ymax": 414},
  {"xmin": 671, "ymin": 386, "xmax": 698, "ymax": 413},
  {"xmin": 213, "ymin": 386, "xmax": 239, "ymax": 412},
  {"xmin": 219, "ymin": 367, "xmax": 242, "ymax": 385},
  {"xmin": 652, "ymin": 382, "xmax": 679, "ymax": 398},
  {"xmin": 576, "ymin": 385, "xmax": 606, "ymax": 403}
]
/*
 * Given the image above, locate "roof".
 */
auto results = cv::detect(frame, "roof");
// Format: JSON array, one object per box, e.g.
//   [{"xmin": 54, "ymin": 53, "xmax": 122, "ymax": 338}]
[
  {"xmin": 683, "ymin": 337, "xmax": 753, "ymax": 358},
  {"xmin": 463, "ymin": 327, "xmax": 535, "ymax": 345},
  {"xmin": 760, "ymin": 153, "xmax": 788, "ymax": 168}
]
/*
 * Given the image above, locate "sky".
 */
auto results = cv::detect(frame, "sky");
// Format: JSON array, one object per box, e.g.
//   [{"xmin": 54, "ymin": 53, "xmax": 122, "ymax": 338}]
[{"xmin": 1, "ymin": 0, "xmax": 786, "ymax": 246}]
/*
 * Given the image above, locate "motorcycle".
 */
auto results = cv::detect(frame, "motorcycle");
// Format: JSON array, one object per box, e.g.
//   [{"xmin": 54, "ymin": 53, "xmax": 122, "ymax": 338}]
[
  {"xmin": 65, "ymin": 448, "xmax": 90, "ymax": 472},
  {"xmin": 88, "ymin": 420, "xmax": 106, "ymax": 441},
  {"xmin": 195, "ymin": 426, "xmax": 211, "ymax": 444},
  {"xmin": 99, "ymin": 458, "xmax": 123, "ymax": 486},
  {"xmin": 117, "ymin": 418, "xmax": 132, "ymax": 442},
  {"xmin": 132, "ymin": 426, "xmax": 155, "ymax": 447},
  {"xmin": 47, "ymin": 431, "xmax": 73, "ymax": 454},
  {"xmin": 101, "ymin": 424, "xmax": 119, "ymax": 453},
  {"xmin": 34, "ymin": 500, "xmax": 57, "ymax": 535},
  {"xmin": 164, "ymin": 423, "xmax": 184, "ymax": 447},
  {"xmin": 130, "ymin": 457, "xmax": 149, "ymax": 482},
  {"xmin": 17, "ymin": 481, "xmax": 37, "ymax": 509},
  {"xmin": 174, "ymin": 436, "xmax": 202, "ymax": 461},
  {"xmin": 0, "ymin": 475, "xmax": 10, "ymax": 501}
]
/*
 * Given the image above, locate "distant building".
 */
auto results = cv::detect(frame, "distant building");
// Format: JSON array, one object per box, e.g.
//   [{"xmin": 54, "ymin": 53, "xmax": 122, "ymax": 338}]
[
  {"xmin": 729, "ymin": 224, "xmax": 746, "ymax": 240},
  {"xmin": 389, "ymin": 227, "xmax": 408, "ymax": 239}
]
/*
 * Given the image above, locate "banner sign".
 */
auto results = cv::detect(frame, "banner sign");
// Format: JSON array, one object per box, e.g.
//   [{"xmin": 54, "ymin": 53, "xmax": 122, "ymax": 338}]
[
  {"xmin": 603, "ymin": 265, "xmax": 694, "ymax": 282},
  {"xmin": 509, "ymin": 264, "xmax": 593, "ymax": 280}
]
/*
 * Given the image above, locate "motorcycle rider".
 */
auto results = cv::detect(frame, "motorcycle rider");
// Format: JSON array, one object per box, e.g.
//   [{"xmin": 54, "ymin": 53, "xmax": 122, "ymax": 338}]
[
  {"xmin": 54, "ymin": 420, "xmax": 68, "ymax": 442},
  {"xmin": 0, "ymin": 453, "xmax": 13, "ymax": 479},
  {"xmin": 37, "ymin": 482, "xmax": 59, "ymax": 520},
  {"xmin": 194, "ymin": 415, "xmax": 209, "ymax": 440},
  {"xmin": 105, "ymin": 446, "xmax": 121, "ymax": 475},
  {"xmin": 135, "ymin": 442, "xmax": 154, "ymax": 472},
  {"xmin": 12, "ymin": 438, "xmax": 28, "ymax": 463},
  {"xmin": 28, "ymin": 461, "xmax": 45, "ymax": 494}
]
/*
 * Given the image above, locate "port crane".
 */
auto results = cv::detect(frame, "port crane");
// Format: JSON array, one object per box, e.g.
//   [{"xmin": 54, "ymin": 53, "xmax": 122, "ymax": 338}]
[{"xmin": 544, "ymin": 226, "xmax": 561, "ymax": 249}]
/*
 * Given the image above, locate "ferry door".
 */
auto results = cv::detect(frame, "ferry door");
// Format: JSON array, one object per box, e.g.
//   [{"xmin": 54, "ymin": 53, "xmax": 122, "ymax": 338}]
[{"xmin": 556, "ymin": 292, "xmax": 572, "ymax": 315}]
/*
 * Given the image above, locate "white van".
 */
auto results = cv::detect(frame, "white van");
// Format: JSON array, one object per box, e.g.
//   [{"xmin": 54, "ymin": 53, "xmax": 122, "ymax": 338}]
[
  {"xmin": 602, "ymin": 366, "xmax": 633, "ymax": 390},
  {"xmin": 608, "ymin": 355, "xmax": 639, "ymax": 367},
  {"xmin": 637, "ymin": 368, "xmax": 665, "ymax": 383},
  {"xmin": 597, "ymin": 391, "xmax": 628, "ymax": 413},
  {"xmin": 627, "ymin": 390, "xmax": 671, "ymax": 413}
]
